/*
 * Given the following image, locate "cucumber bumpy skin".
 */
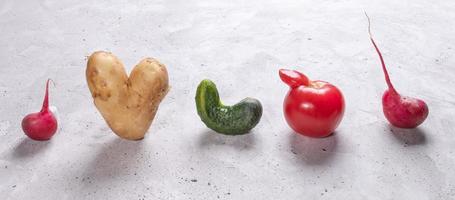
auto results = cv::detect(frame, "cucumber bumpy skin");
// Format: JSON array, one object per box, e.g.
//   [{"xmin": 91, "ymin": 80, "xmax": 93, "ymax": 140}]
[{"xmin": 195, "ymin": 79, "xmax": 263, "ymax": 135}]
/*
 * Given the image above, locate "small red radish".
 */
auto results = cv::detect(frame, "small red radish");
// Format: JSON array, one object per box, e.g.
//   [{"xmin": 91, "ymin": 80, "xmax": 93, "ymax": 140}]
[
  {"xmin": 366, "ymin": 14, "xmax": 429, "ymax": 128},
  {"xmin": 22, "ymin": 79, "xmax": 58, "ymax": 140}
]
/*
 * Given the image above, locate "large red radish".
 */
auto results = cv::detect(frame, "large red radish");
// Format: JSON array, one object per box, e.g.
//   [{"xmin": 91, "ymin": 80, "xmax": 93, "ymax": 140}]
[{"xmin": 365, "ymin": 13, "xmax": 429, "ymax": 128}]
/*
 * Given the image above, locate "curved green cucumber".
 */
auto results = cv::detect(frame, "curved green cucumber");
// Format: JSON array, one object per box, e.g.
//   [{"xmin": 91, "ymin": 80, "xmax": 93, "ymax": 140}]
[{"xmin": 195, "ymin": 79, "xmax": 262, "ymax": 135}]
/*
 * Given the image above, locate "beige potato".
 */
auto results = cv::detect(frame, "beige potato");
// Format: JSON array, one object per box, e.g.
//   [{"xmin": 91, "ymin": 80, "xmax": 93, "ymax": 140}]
[{"xmin": 86, "ymin": 51, "xmax": 169, "ymax": 140}]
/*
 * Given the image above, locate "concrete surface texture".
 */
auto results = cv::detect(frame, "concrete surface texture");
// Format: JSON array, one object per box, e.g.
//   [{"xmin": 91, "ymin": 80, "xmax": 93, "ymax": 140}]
[{"xmin": 0, "ymin": 0, "xmax": 454, "ymax": 199}]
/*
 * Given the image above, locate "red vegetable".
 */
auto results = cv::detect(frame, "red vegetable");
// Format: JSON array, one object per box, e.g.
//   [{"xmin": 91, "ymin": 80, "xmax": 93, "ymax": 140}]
[
  {"xmin": 22, "ymin": 79, "xmax": 58, "ymax": 140},
  {"xmin": 279, "ymin": 69, "xmax": 345, "ymax": 137},
  {"xmin": 366, "ymin": 14, "xmax": 429, "ymax": 128}
]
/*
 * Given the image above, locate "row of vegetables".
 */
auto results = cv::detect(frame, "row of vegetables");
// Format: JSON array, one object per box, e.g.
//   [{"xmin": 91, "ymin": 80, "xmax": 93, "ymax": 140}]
[{"xmin": 21, "ymin": 17, "xmax": 428, "ymax": 141}]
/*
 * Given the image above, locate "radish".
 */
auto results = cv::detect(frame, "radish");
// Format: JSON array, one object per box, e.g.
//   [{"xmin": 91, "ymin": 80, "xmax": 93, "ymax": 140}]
[
  {"xmin": 21, "ymin": 79, "xmax": 58, "ymax": 140},
  {"xmin": 365, "ymin": 13, "xmax": 429, "ymax": 128}
]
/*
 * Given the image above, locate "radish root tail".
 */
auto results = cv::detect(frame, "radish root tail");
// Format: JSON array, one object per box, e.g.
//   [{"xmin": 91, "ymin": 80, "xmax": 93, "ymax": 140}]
[{"xmin": 364, "ymin": 12, "xmax": 397, "ymax": 94}]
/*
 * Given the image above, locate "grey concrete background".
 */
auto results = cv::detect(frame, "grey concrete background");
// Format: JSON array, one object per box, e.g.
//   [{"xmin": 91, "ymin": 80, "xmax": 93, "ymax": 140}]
[{"xmin": 0, "ymin": 0, "xmax": 454, "ymax": 199}]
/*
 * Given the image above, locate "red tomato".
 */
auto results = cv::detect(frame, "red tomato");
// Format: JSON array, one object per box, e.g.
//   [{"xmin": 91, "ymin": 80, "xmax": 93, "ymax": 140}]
[{"xmin": 279, "ymin": 69, "xmax": 345, "ymax": 137}]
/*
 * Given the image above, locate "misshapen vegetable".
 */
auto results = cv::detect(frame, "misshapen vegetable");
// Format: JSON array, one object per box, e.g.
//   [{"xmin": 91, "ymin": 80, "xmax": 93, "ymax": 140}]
[
  {"xmin": 86, "ymin": 51, "xmax": 169, "ymax": 140},
  {"xmin": 365, "ymin": 14, "xmax": 429, "ymax": 128},
  {"xmin": 195, "ymin": 79, "xmax": 262, "ymax": 135},
  {"xmin": 22, "ymin": 79, "xmax": 58, "ymax": 140},
  {"xmin": 279, "ymin": 69, "xmax": 345, "ymax": 137}
]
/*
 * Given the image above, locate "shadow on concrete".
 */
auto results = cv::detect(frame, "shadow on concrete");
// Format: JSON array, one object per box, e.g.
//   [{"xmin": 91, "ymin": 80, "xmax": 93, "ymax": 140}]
[
  {"xmin": 388, "ymin": 124, "xmax": 427, "ymax": 146},
  {"xmin": 288, "ymin": 132, "xmax": 338, "ymax": 166},
  {"xmin": 80, "ymin": 138, "xmax": 144, "ymax": 182},
  {"xmin": 12, "ymin": 137, "xmax": 51, "ymax": 159},
  {"xmin": 197, "ymin": 130, "xmax": 257, "ymax": 150}
]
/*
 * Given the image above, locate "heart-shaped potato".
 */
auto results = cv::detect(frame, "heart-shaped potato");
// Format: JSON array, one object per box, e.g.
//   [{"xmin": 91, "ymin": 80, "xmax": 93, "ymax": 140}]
[{"xmin": 86, "ymin": 51, "xmax": 169, "ymax": 140}]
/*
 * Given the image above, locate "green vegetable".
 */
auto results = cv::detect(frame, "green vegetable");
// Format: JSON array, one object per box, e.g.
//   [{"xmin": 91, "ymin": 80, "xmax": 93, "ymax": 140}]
[{"xmin": 195, "ymin": 79, "xmax": 263, "ymax": 135}]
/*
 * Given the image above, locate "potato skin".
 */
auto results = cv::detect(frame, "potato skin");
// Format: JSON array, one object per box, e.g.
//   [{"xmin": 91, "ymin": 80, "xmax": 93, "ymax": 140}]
[{"xmin": 86, "ymin": 51, "xmax": 169, "ymax": 140}]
